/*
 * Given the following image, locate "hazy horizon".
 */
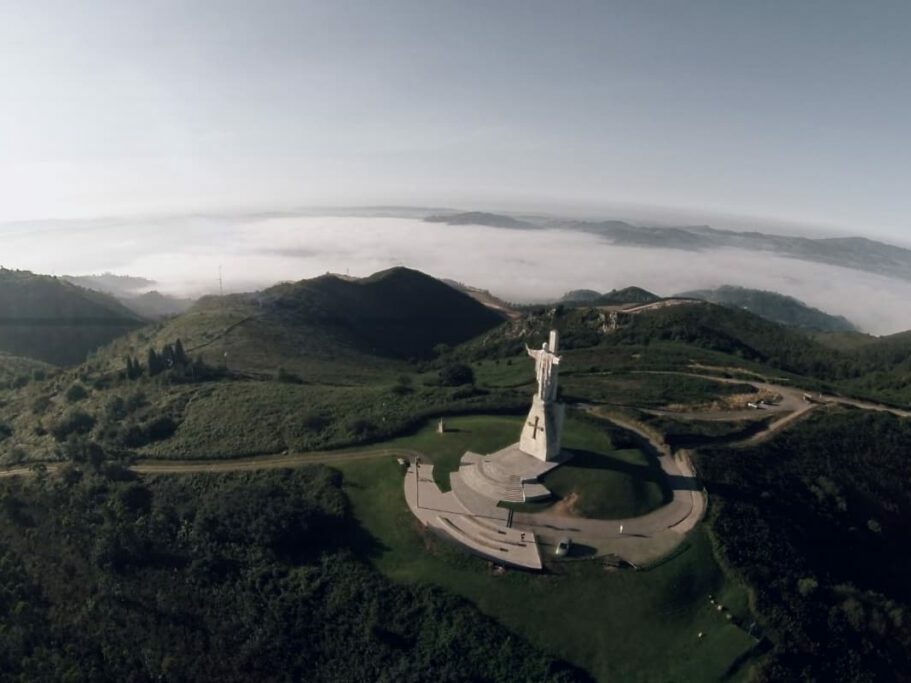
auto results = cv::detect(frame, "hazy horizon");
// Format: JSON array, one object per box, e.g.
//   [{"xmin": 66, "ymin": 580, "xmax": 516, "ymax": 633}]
[
  {"xmin": 2, "ymin": 2, "xmax": 911, "ymax": 241},
  {"xmin": 3, "ymin": 211, "xmax": 911, "ymax": 336}
]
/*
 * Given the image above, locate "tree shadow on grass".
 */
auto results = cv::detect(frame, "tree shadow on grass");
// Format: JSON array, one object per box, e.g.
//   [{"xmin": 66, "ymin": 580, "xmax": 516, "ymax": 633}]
[{"xmin": 339, "ymin": 480, "xmax": 392, "ymax": 561}]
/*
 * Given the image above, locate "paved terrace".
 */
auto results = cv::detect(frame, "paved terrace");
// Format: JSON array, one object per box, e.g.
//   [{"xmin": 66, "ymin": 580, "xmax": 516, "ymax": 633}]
[{"xmin": 403, "ymin": 462, "xmax": 542, "ymax": 570}]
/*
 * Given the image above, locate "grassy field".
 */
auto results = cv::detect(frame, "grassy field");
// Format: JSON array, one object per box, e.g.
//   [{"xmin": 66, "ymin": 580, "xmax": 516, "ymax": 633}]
[
  {"xmin": 471, "ymin": 356, "xmax": 536, "ymax": 387},
  {"xmin": 501, "ymin": 415, "xmax": 669, "ymax": 519},
  {"xmin": 561, "ymin": 372, "xmax": 756, "ymax": 408},
  {"xmin": 335, "ymin": 441, "xmax": 758, "ymax": 682}
]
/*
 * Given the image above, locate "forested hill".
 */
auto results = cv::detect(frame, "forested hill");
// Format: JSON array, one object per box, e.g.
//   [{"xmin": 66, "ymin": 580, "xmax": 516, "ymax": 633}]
[
  {"xmin": 258, "ymin": 266, "xmax": 505, "ymax": 360},
  {"xmin": 677, "ymin": 285, "xmax": 857, "ymax": 332},
  {"xmin": 87, "ymin": 266, "xmax": 506, "ymax": 384},
  {"xmin": 0, "ymin": 269, "xmax": 144, "ymax": 365},
  {"xmin": 230, "ymin": 268, "xmax": 503, "ymax": 359}
]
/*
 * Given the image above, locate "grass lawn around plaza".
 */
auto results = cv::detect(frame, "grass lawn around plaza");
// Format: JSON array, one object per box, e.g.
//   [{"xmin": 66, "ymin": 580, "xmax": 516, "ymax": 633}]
[
  {"xmin": 334, "ymin": 427, "xmax": 759, "ymax": 682},
  {"xmin": 541, "ymin": 415, "xmax": 671, "ymax": 518}
]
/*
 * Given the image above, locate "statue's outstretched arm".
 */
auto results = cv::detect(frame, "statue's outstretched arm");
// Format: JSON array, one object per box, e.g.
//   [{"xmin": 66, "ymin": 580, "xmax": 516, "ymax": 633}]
[
  {"xmin": 553, "ymin": 355, "xmax": 562, "ymax": 365},
  {"xmin": 525, "ymin": 344, "xmax": 536, "ymax": 358}
]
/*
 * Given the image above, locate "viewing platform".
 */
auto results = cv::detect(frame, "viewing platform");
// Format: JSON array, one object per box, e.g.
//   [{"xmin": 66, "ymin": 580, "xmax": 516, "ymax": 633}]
[
  {"xmin": 457, "ymin": 444, "xmax": 565, "ymax": 504},
  {"xmin": 403, "ymin": 461, "xmax": 541, "ymax": 570}
]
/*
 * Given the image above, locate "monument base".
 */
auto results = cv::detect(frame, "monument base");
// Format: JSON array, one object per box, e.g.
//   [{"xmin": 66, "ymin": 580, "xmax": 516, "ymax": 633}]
[{"xmin": 519, "ymin": 396, "xmax": 565, "ymax": 461}]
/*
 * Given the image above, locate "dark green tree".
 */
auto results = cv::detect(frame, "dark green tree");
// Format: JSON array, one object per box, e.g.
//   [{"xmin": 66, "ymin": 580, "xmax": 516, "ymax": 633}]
[
  {"xmin": 173, "ymin": 338, "xmax": 188, "ymax": 365},
  {"xmin": 147, "ymin": 349, "xmax": 164, "ymax": 377},
  {"xmin": 439, "ymin": 363, "xmax": 475, "ymax": 387}
]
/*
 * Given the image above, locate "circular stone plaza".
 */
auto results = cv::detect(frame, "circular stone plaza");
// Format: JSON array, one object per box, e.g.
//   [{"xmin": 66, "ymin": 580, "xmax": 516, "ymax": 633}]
[{"xmin": 403, "ymin": 330, "xmax": 705, "ymax": 570}]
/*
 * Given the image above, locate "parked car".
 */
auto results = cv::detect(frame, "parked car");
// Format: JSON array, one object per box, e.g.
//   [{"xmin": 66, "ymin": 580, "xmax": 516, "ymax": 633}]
[{"xmin": 555, "ymin": 537, "xmax": 572, "ymax": 557}]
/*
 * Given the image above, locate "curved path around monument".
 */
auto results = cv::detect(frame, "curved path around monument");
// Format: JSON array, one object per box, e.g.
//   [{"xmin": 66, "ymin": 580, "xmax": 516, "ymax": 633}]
[
  {"xmin": 497, "ymin": 370, "xmax": 911, "ymax": 565},
  {"xmin": 509, "ymin": 409, "xmax": 706, "ymax": 566}
]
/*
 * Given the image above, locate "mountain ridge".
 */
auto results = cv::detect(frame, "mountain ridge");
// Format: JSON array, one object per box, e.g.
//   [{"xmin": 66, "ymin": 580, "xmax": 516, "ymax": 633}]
[
  {"xmin": 0, "ymin": 268, "xmax": 145, "ymax": 365},
  {"xmin": 425, "ymin": 209, "xmax": 911, "ymax": 282},
  {"xmin": 677, "ymin": 285, "xmax": 857, "ymax": 333}
]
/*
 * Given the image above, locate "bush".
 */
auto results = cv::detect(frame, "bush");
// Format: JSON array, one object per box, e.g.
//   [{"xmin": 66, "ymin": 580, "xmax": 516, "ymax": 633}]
[
  {"xmin": 275, "ymin": 367, "xmax": 303, "ymax": 384},
  {"xmin": 439, "ymin": 363, "xmax": 475, "ymax": 387},
  {"xmin": 50, "ymin": 410, "xmax": 96, "ymax": 441},
  {"xmin": 65, "ymin": 383, "xmax": 89, "ymax": 403},
  {"xmin": 145, "ymin": 416, "xmax": 177, "ymax": 442},
  {"xmin": 347, "ymin": 418, "xmax": 377, "ymax": 440},
  {"xmin": 31, "ymin": 395, "xmax": 52, "ymax": 415}
]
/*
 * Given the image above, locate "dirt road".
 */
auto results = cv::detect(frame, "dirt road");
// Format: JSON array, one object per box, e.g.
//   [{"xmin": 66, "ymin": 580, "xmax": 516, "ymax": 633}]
[{"xmin": 0, "ymin": 447, "xmax": 417, "ymax": 479}]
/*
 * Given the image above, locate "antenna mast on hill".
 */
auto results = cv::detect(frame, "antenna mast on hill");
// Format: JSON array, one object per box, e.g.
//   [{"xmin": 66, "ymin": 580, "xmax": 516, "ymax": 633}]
[{"xmin": 218, "ymin": 265, "xmax": 224, "ymax": 297}]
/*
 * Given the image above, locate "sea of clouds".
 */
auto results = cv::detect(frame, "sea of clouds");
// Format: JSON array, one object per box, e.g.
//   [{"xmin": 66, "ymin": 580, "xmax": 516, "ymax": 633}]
[{"xmin": 2, "ymin": 214, "xmax": 911, "ymax": 335}]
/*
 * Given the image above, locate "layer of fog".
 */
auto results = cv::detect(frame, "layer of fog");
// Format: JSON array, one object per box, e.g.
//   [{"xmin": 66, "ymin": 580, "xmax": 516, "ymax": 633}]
[{"xmin": 2, "ymin": 215, "xmax": 910, "ymax": 335}]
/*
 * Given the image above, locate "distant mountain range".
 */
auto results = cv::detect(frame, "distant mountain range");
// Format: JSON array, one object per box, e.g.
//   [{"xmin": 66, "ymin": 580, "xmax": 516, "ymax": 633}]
[
  {"xmin": 425, "ymin": 211, "xmax": 537, "ymax": 230},
  {"xmin": 556, "ymin": 283, "xmax": 855, "ymax": 333},
  {"xmin": 426, "ymin": 211, "xmax": 911, "ymax": 283}
]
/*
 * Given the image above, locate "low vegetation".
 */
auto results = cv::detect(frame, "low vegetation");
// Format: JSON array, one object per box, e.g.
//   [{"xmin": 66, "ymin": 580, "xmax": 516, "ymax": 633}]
[
  {"xmin": 696, "ymin": 408, "xmax": 911, "ymax": 681},
  {"xmin": 0, "ymin": 465, "xmax": 585, "ymax": 681}
]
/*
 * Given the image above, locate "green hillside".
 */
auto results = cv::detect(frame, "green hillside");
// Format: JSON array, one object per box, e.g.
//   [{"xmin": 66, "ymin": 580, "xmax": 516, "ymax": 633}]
[
  {"xmin": 678, "ymin": 285, "xmax": 857, "ymax": 332},
  {"xmin": 86, "ymin": 266, "xmax": 503, "ymax": 382},
  {"xmin": 0, "ymin": 353, "xmax": 54, "ymax": 387},
  {"xmin": 263, "ymin": 267, "xmax": 505, "ymax": 360},
  {"xmin": 0, "ymin": 269, "xmax": 144, "ymax": 366},
  {"xmin": 561, "ymin": 287, "xmax": 660, "ymax": 306},
  {"xmin": 0, "ymin": 267, "xmax": 514, "ymax": 464}
]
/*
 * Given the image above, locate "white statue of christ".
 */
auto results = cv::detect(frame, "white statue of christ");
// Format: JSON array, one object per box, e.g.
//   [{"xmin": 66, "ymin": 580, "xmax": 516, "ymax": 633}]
[{"xmin": 526, "ymin": 332, "xmax": 562, "ymax": 402}]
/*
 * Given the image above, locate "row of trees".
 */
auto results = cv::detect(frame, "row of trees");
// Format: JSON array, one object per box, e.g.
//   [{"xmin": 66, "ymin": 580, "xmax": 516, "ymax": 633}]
[{"xmin": 124, "ymin": 339, "xmax": 221, "ymax": 382}]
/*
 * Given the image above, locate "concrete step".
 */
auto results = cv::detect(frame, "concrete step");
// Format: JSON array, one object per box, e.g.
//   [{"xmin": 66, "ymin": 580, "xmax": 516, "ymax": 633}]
[
  {"xmin": 436, "ymin": 515, "xmax": 542, "ymax": 570},
  {"xmin": 450, "ymin": 472, "xmax": 510, "ymax": 521},
  {"xmin": 459, "ymin": 464, "xmax": 526, "ymax": 503}
]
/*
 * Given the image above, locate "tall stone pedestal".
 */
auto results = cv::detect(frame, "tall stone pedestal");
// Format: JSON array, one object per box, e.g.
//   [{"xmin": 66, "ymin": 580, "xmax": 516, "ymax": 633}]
[{"xmin": 519, "ymin": 396, "xmax": 565, "ymax": 462}]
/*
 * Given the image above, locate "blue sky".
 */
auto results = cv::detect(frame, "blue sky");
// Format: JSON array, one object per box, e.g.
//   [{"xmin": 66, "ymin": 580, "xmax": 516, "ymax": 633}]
[{"xmin": 1, "ymin": 1, "xmax": 909, "ymax": 239}]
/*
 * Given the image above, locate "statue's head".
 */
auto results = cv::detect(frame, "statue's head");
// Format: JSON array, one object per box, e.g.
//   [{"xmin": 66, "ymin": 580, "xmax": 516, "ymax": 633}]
[{"xmin": 542, "ymin": 342, "xmax": 549, "ymax": 351}]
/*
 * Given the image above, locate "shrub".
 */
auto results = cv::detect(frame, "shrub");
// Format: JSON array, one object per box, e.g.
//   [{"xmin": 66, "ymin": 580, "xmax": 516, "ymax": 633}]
[
  {"xmin": 31, "ymin": 395, "xmax": 52, "ymax": 415},
  {"xmin": 50, "ymin": 410, "xmax": 96, "ymax": 441},
  {"xmin": 64, "ymin": 383, "xmax": 89, "ymax": 403},
  {"xmin": 439, "ymin": 363, "xmax": 475, "ymax": 387},
  {"xmin": 347, "ymin": 418, "xmax": 377, "ymax": 440},
  {"xmin": 145, "ymin": 416, "xmax": 177, "ymax": 442},
  {"xmin": 275, "ymin": 367, "xmax": 303, "ymax": 384}
]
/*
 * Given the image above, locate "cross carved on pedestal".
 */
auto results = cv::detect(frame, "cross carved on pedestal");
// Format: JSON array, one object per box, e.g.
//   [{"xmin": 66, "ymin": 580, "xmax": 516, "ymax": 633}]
[{"xmin": 527, "ymin": 415, "xmax": 545, "ymax": 440}]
